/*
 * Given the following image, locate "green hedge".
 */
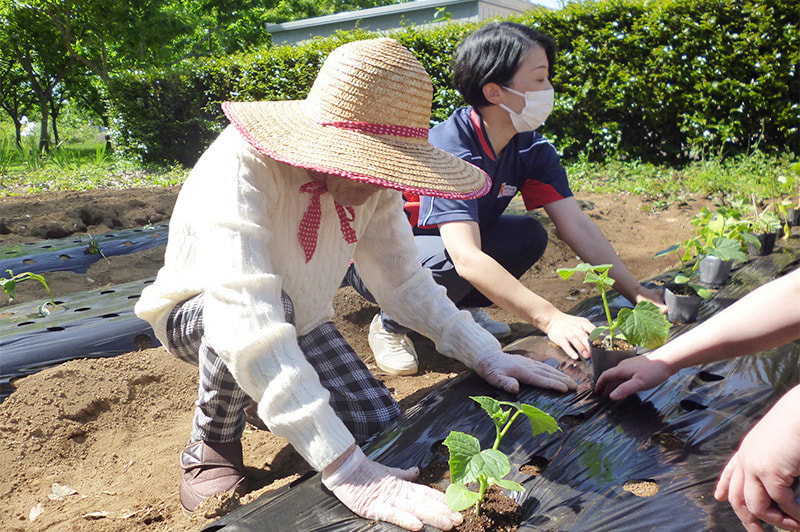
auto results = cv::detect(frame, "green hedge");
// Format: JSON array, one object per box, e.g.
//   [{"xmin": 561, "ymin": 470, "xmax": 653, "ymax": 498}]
[{"xmin": 106, "ymin": 0, "xmax": 798, "ymax": 166}]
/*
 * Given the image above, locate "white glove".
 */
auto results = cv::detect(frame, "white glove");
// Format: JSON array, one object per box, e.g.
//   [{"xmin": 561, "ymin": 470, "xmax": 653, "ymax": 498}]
[
  {"xmin": 322, "ymin": 446, "xmax": 462, "ymax": 531},
  {"xmin": 474, "ymin": 350, "xmax": 577, "ymax": 394}
]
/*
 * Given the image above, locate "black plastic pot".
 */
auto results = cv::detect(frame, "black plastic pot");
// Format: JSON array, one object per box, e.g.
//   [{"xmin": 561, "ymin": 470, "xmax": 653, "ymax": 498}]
[
  {"xmin": 787, "ymin": 208, "xmax": 800, "ymax": 227},
  {"xmin": 591, "ymin": 344, "xmax": 637, "ymax": 381},
  {"xmin": 698, "ymin": 255, "xmax": 732, "ymax": 285},
  {"xmin": 747, "ymin": 232, "xmax": 778, "ymax": 256},
  {"xmin": 664, "ymin": 285, "xmax": 701, "ymax": 324}
]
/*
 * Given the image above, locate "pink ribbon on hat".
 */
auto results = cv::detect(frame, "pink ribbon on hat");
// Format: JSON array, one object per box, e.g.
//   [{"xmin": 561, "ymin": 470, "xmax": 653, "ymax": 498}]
[
  {"xmin": 298, "ymin": 181, "xmax": 358, "ymax": 263},
  {"xmin": 317, "ymin": 121, "xmax": 428, "ymax": 138}
]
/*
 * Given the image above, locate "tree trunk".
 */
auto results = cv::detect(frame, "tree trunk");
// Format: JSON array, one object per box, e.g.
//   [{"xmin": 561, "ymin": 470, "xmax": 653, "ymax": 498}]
[{"xmin": 38, "ymin": 94, "xmax": 50, "ymax": 153}]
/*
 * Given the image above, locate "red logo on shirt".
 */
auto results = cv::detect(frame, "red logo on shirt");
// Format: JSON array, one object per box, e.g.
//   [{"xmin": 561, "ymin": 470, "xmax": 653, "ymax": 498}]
[{"xmin": 497, "ymin": 183, "xmax": 517, "ymax": 198}]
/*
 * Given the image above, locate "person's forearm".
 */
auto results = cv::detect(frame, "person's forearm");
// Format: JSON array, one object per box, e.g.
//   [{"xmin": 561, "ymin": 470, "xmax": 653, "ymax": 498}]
[
  {"xmin": 557, "ymin": 220, "xmax": 643, "ymax": 304},
  {"xmin": 648, "ymin": 269, "xmax": 800, "ymax": 372},
  {"xmin": 453, "ymin": 252, "xmax": 562, "ymax": 331}
]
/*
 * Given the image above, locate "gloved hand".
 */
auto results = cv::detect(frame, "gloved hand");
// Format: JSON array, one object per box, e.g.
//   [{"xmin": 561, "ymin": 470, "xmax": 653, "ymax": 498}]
[
  {"xmin": 322, "ymin": 445, "xmax": 462, "ymax": 531},
  {"xmin": 474, "ymin": 350, "xmax": 577, "ymax": 394}
]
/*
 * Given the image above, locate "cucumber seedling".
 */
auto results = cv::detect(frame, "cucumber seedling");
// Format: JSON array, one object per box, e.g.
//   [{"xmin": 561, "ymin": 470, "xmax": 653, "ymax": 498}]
[{"xmin": 444, "ymin": 395, "xmax": 559, "ymax": 516}]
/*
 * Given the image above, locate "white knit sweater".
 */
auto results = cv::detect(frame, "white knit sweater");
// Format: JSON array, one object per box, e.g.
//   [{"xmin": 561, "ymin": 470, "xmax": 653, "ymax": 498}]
[{"xmin": 135, "ymin": 126, "xmax": 500, "ymax": 471}]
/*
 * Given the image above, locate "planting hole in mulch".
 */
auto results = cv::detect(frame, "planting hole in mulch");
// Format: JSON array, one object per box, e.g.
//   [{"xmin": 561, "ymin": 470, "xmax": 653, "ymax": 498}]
[
  {"xmin": 680, "ymin": 399, "xmax": 708, "ymax": 411},
  {"xmin": 622, "ymin": 479, "xmax": 659, "ymax": 497},
  {"xmin": 456, "ymin": 486, "xmax": 521, "ymax": 532},
  {"xmin": 649, "ymin": 432, "xmax": 685, "ymax": 452},
  {"xmin": 558, "ymin": 412, "xmax": 588, "ymax": 428},
  {"xmin": 519, "ymin": 455, "xmax": 549, "ymax": 477},
  {"xmin": 697, "ymin": 370, "xmax": 725, "ymax": 382},
  {"xmin": 417, "ymin": 462, "xmax": 523, "ymax": 531}
]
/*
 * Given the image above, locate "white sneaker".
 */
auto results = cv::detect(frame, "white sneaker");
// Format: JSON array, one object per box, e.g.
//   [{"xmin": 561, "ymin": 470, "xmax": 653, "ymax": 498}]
[
  {"xmin": 368, "ymin": 314, "xmax": 418, "ymax": 375},
  {"xmin": 466, "ymin": 307, "xmax": 512, "ymax": 338}
]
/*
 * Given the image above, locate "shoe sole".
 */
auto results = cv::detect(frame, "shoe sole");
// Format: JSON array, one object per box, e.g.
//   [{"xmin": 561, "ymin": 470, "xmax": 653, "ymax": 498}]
[{"xmin": 374, "ymin": 360, "xmax": 418, "ymax": 376}]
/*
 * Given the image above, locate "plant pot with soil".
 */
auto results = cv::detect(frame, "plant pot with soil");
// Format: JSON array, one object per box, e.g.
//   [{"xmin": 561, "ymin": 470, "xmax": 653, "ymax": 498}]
[
  {"xmin": 688, "ymin": 207, "xmax": 750, "ymax": 284},
  {"xmin": 557, "ymin": 263, "xmax": 671, "ymax": 381},
  {"xmin": 747, "ymin": 231, "xmax": 778, "ymax": 256},
  {"xmin": 663, "ymin": 283, "xmax": 704, "ymax": 324},
  {"xmin": 653, "ymin": 245, "xmax": 715, "ymax": 324},
  {"xmin": 743, "ymin": 195, "xmax": 781, "ymax": 256},
  {"xmin": 698, "ymin": 254, "xmax": 733, "ymax": 284},
  {"xmin": 443, "ymin": 396, "xmax": 560, "ymax": 532}
]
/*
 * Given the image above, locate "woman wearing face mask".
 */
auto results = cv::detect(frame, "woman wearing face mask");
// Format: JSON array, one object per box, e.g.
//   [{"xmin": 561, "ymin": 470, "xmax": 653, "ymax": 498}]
[{"xmin": 344, "ymin": 23, "xmax": 665, "ymax": 370}]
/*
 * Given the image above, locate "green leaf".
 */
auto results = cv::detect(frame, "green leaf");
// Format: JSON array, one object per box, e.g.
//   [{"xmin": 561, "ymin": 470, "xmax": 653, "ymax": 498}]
[
  {"xmin": 470, "ymin": 449, "xmax": 511, "ymax": 481},
  {"xmin": 494, "ymin": 478, "xmax": 525, "ymax": 492},
  {"xmin": 2, "ymin": 279, "xmax": 16, "ymax": 300},
  {"xmin": 589, "ymin": 326, "xmax": 608, "ymax": 342},
  {"xmin": 470, "ymin": 396, "xmax": 508, "ymax": 428},
  {"xmin": 674, "ymin": 273, "xmax": 690, "ymax": 284},
  {"xmin": 585, "ymin": 271, "xmax": 615, "ymax": 287},
  {"xmin": 691, "ymin": 285, "xmax": 713, "ymax": 300},
  {"xmin": 515, "ymin": 403, "xmax": 560, "ymax": 436},
  {"xmin": 616, "ymin": 301, "xmax": 671, "ymax": 349},
  {"xmin": 708, "ymin": 237, "xmax": 746, "ymax": 261},
  {"xmin": 445, "ymin": 483, "xmax": 481, "ymax": 512},
  {"xmin": 443, "ymin": 431, "xmax": 481, "ymax": 483},
  {"xmin": 654, "ymin": 244, "xmax": 680, "ymax": 257}
]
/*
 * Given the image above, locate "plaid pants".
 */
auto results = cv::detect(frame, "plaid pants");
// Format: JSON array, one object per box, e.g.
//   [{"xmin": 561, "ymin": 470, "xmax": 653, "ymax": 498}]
[{"xmin": 165, "ymin": 293, "xmax": 400, "ymax": 444}]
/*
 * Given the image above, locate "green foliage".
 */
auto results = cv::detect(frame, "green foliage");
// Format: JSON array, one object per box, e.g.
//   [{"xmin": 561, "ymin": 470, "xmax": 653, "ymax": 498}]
[
  {"xmin": 1, "ymin": 269, "xmax": 54, "ymax": 304},
  {"xmin": 105, "ymin": 0, "xmax": 797, "ymax": 167},
  {"xmin": 653, "ymin": 244, "xmax": 713, "ymax": 300},
  {"xmin": 557, "ymin": 263, "xmax": 670, "ymax": 349},
  {"xmin": 525, "ymin": 0, "xmax": 799, "ymax": 163},
  {"xmin": 689, "ymin": 204, "xmax": 755, "ymax": 259},
  {"xmin": 444, "ymin": 396, "xmax": 559, "ymax": 515}
]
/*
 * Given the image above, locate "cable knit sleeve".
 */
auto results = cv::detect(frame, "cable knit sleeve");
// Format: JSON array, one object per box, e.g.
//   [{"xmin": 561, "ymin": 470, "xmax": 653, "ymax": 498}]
[
  {"xmin": 353, "ymin": 192, "xmax": 500, "ymax": 368},
  {"xmin": 160, "ymin": 129, "xmax": 355, "ymax": 471}
]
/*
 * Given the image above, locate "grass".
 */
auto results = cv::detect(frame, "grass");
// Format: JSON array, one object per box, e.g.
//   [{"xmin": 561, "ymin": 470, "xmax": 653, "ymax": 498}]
[
  {"xmin": 566, "ymin": 150, "xmax": 800, "ymax": 211},
  {"xmin": 1, "ymin": 118, "xmax": 798, "ymax": 208}
]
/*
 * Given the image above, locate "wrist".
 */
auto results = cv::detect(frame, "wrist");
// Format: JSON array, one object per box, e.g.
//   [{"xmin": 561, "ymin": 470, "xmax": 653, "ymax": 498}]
[
  {"xmin": 322, "ymin": 444, "xmax": 359, "ymax": 479},
  {"xmin": 643, "ymin": 351, "xmax": 682, "ymax": 376}
]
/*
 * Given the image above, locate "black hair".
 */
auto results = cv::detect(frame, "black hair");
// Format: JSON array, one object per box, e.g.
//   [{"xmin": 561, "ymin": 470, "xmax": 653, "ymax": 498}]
[{"xmin": 452, "ymin": 22, "xmax": 557, "ymax": 108}]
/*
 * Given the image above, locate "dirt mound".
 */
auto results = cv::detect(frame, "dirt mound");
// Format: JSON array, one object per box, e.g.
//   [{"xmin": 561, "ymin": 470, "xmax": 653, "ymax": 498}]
[{"xmin": 0, "ymin": 186, "xmax": 701, "ymax": 530}]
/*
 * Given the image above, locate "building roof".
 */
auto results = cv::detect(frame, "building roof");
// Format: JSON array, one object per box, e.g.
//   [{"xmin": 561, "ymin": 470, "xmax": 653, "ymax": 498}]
[{"xmin": 266, "ymin": 0, "xmax": 552, "ymax": 46}]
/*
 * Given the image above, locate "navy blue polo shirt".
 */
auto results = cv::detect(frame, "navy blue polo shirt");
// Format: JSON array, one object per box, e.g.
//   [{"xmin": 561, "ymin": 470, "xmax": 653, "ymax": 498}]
[{"xmin": 411, "ymin": 107, "xmax": 572, "ymax": 232}]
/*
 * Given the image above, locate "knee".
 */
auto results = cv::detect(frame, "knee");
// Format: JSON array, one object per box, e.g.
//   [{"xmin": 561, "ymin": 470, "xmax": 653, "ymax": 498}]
[{"xmin": 507, "ymin": 217, "xmax": 548, "ymax": 271}]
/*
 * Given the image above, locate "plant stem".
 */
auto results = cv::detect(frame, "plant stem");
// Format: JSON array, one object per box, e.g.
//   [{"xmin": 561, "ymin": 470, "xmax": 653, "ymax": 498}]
[
  {"xmin": 475, "ymin": 477, "xmax": 488, "ymax": 516},
  {"xmin": 600, "ymin": 287, "xmax": 614, "ymax": 344},
  {"xmin": 494, "ymin": 410, "xmax": 522, "ymax": 450}
]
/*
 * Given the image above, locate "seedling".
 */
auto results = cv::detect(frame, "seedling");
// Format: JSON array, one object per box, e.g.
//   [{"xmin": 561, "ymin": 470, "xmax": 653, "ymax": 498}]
[
  {"xmin": 746, "ymin": 195, "xmax": 781, "ymax": 235},
  {"xmin": 690, "ymin": 206, "xmax": 754, "ymax": 259},
  {"xmin": 444, "ymin": 396, "xmax": 559, "ymax": 516},
  {"xmin": 654, "ymin": 244, "xmax": 713, "ymax": 301},
  {"xmin": 83, "ymin": 232, "xmax": 110, "ymax": 263},
  {"xmin": 557, "ymin": 263, "xmax": 670, "ymax": 350},
  {"xmin": 1, "ymin": 269, "xmax": 56, "ymax": 316}
]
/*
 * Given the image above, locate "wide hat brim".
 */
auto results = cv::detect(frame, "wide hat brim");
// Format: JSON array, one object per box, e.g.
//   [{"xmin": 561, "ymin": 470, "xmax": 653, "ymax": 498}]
[{"xmin": 224, "ymin": 100, "xmax": 490, "ymax": 200}]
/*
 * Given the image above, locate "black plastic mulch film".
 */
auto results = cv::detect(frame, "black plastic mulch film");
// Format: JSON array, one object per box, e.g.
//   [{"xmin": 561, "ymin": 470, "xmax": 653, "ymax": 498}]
[{"xmin": 1, "ymin": 229, "xmax": 799, "ymax": 531}]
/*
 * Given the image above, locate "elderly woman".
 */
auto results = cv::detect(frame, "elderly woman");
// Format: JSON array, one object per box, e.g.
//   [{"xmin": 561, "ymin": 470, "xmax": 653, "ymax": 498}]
[{"xmin": 135, "ymin": 38, "xmax": 575, "ymax": 531}]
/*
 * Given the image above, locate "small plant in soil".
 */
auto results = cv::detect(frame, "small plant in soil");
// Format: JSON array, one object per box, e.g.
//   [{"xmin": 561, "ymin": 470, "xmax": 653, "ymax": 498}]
[
  {"xmin": 557, "ymin": 263, "xmax": 670, "ymax": 351},
  {"xmin": 443, "ymin": 396, "xmax": 559, "ymax": 516},
  {"xmin": 653, "ymin": 244, "xmax": 713, "ymax": 301},
  {"xmin": 690, "ymin": 204, "xmax": 754, "ymax": 259},
  {"xmin": 1, "ymin": 269, "xmax": 56, "ymax": 315},
  {"xmin": 745, "ymin": 195, "xmax": 781, "ymax": 235}
]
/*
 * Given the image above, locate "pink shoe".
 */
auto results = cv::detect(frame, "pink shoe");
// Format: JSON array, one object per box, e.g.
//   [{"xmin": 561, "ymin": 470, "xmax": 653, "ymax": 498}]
[{"xmin": 179, "ymin": 440, "xmax": 247, "ymax": 514}]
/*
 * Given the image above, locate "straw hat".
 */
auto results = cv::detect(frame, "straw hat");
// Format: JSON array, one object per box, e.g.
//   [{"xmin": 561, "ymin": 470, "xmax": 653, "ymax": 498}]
[{"xmin": 223, "ymin": 38, "xmax": 490, "ymax": 199}]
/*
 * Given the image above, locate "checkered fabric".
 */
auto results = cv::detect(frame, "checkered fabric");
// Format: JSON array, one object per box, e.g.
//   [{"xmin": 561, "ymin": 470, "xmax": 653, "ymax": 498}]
[{"xmin": 165, "ymin": 293, "xmax": 399, "ymax": 444}]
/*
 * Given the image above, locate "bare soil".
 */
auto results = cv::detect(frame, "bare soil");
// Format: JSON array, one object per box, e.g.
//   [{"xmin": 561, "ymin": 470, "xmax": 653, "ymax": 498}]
[{"xmin": 0, "ymin": 186, "xmax": 704, "ymax": 531}]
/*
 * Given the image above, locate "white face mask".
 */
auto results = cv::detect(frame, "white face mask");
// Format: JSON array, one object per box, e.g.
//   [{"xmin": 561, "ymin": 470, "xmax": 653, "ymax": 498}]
[{"xmin": 499, "ymin": 87, "xmax": 554, "ymax": 133}]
